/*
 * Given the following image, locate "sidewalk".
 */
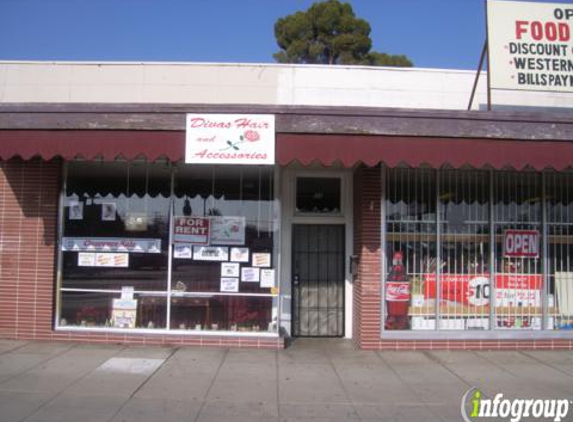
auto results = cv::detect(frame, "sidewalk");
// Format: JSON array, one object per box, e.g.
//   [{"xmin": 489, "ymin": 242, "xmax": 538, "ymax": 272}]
[{"xmin": 0, "ymin": 338, "xmax": 572, "ymax": 422}]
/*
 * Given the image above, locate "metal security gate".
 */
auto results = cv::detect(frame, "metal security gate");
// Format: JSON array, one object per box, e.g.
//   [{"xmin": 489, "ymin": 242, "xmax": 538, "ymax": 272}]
[{"xmin": 292, "ymin": 224, "xmax": 345, "ymax": 337}]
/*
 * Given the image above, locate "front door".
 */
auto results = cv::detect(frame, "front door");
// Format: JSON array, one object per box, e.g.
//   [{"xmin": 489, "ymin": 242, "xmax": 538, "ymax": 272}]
[{"xmin": 292, "ymin": 224, "xmax": 345, "ymax": 337}]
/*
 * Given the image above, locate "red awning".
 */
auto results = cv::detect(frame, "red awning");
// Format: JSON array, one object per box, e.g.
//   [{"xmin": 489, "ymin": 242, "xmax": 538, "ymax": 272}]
[
  {"xmin": 0, "ymin": 130, "xmax": 184, "ymax": 161},
  {"xmin": 1, "ymin": 130, "xmax": 572, "ymax": 170},
  {"xmin": 277, "ymin": 134, "xmax": 573, "ymax": 171}
]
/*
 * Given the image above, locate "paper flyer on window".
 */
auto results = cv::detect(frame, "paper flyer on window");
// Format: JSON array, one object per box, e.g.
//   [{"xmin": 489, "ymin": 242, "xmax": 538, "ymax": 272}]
[
  {"xmin": 241, "ymin": 267, "xmax": 260, "ymax": 282},
  {"xmin": 210, "ymin": 216, "xmax": 246, "ymax": 245},
  {"xmin": 220, "ymin": 277, "xmax": 239, "ymax": 292}
]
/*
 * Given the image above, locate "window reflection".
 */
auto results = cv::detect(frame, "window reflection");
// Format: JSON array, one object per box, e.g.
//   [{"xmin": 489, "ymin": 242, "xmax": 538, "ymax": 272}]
[
  {"xmin": 63, "ymin": 161, "xmax": 171, "ymax": 293},
  {"xmin": 384, "ymin": 167, "xmax": 549, "ymax": 332},
  {"xmin": 59, "ymin": 161, "xmax": 277, "ymax": 334},
  {"xmin": 296, "ymin": 177, "xmax": 341, "ymax": 213}
]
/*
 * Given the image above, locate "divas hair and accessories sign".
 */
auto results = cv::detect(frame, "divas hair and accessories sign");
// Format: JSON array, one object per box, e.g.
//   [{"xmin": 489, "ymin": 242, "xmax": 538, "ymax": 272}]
[{"xmin": 185, "ymin": 114, "xmax": 275, "ymax": 165}]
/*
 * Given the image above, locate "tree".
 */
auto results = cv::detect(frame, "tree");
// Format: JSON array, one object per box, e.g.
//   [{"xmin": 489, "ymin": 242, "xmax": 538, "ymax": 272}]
[
  {"xmin": 363, "ymin": 52, "xmax": 413, "ymax": 67},
  {"xmin": 273, "ymin": 0, "xmax": 413, "ymax": 67}
]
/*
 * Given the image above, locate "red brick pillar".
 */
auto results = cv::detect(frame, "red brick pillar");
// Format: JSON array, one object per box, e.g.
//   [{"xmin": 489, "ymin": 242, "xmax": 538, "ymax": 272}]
[
  {"xmin": 353, "ymin": 165, "xmax": 382, "ymax": 349},
  {"xmin": 0, "ymin": 158, "xmax": 61, "ymax": 340}
]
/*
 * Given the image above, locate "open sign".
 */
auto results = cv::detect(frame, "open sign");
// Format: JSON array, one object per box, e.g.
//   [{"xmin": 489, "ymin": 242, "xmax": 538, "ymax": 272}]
[{"xmin": 503, "ymin": 230, "xmax": 540, "ymax": 258}]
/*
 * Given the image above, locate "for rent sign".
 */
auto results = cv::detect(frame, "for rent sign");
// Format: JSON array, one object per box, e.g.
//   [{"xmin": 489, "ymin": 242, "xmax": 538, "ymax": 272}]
[
  {"xmin": 487, "ymin": 0, "xmax": 573, "ymax": 92},
  {"xmin": 173, "ymin": 216, "xmax": 210, "ymax": 244},
  {"xmin": 185, "ymin": 114, "xmax": 275, "ymax": 165}
]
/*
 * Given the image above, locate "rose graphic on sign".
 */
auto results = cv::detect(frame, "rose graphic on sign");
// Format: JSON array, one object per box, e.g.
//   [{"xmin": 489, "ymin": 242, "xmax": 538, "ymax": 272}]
[{"xmin": 220, "ymin": 130, "xmax": 260, "ymax": 152}]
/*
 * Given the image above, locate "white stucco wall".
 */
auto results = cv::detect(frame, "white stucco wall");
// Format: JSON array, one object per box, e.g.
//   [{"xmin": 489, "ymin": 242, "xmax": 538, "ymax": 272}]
[{"xmin": 0, "ymin": 60, "xmax": 571, "ymax": 111}]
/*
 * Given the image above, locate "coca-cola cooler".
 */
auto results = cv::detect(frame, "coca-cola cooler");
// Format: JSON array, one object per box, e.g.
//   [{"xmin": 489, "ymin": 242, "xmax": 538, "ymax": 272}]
[{"xmin": 385, "ymin": 251, "xmax": 410, "ymax": 330}]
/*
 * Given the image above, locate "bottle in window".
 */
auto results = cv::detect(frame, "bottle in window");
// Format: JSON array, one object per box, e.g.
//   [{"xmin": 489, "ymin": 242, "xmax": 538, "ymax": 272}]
[{"xmin": 385, "ymin": 251, "xmax": 411, "ymax": 330}]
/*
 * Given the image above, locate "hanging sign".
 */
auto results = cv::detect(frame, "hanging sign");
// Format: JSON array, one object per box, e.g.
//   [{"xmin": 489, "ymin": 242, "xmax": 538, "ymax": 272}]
[
  {"xmin": 173, "ymin": 216, "xmax": 210, "ymax": 244},
  {"xmin": 503, "ymin": 229, "xmax": 540, "ymax": 258},
  {"xmin": 487, "ymin": 0, "xmax": 573, "ymax": 92},
  {"xmin": 185, "ymin": 114, "xmax": 275, "ymax": 165},
  {"xmin": 62, "ymin": 237, "xmax": 161, "ymax": 253}
]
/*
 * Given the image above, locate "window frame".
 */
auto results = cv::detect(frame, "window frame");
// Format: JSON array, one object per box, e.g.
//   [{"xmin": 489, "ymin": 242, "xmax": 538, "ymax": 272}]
[
  {"xmin": 293, "ymin": 174, "xmax": 344, "ymax": 218},
  {"xmin": 381, "ymin": 166, "xmax": 573, "ymax": 339},
  {"xmin": 55, "ymin": 161, "xmax": 280, "ymax": 337}
]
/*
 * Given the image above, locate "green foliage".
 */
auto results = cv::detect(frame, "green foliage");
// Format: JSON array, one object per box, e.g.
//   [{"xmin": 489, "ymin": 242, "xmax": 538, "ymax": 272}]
[
  {"xmin": 273, "ymin": 0, "xmax": 413, "ymax": 67},
  {"xmin": 362, "ymin": 52, "xmax": 414, "ymax": 67}
]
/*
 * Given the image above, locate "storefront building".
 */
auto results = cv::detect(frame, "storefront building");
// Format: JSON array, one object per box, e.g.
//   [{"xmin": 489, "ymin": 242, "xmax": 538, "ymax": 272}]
[{"xmin": 1, "ymin": 61, "xmax": 573, "ymax": 349}]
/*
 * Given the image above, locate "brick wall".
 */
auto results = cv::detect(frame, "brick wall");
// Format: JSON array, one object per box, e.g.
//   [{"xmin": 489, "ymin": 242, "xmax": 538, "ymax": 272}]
[
  {"xmin": 0, "ymin": 158, "xmax": 283, "ymax": 349},
  {"xmin": 0, "ymin": 158, "xmax": 60, "ymax": 339},
  {"xmin": 352, "ymin": 165, "xmax": 382, "ymax": 349}
]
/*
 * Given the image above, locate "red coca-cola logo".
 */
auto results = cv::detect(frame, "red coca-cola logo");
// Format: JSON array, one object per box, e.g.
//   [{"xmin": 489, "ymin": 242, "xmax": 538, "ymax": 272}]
[{"xmin": 386, "ymin": 282, "xmax": 410, "ymax": 301}]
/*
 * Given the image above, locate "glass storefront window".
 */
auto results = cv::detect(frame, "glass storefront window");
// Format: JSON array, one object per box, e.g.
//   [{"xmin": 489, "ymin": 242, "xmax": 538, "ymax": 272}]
[
  {"xmin": 493, "ymin": 171, "xmax": 542, "ymax": 330},
  {"xmin": 296, "ymin": 177, "xmax": 341, "ymax": 214},
  {"xmin": 171, "ymin": 165, "xmax": 277, "ymax": 333},
  {"xmin": 439, "ymin": 169, "xmax": 491, "ymax": 330},
  {"xmin": 383, "ymin": 167, "xmax": 559, "ymax": 332},
  {"xmin": 58, "ymin": 161, "xmax": 278, "ymax": 334},
  {"xmin": 385, "ymin": 168, "xmax": 436, "ymax": 330},
  {"xmin": 546, "ymin": 172, "xmax": 573, "ymax": 331},
  {"xmin": 60, "ymin": 160, "xmax": 171, "ymax": 329}
]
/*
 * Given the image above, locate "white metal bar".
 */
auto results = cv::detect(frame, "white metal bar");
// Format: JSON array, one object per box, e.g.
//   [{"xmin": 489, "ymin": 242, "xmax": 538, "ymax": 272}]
[
  {"xmin": 60, "ymin": 288, "xmax": 278, "ymax": 298},
  {"xmin": 380, "ymin": 165, "xmax": 387, "ymax": 334},
  {"xmin": 54, "ymin": 161, "xmax": 67, "ymax": 328},
  {"xmin": 55, "ymin": 326, "xmax": 280, "ymax": 337},
  {"xmin": 542, "ymin": 171, "xmax": 549, "ymax": 330},
  {"xmin": 436, "ymin": 168, "xmax": 441, "ymax": 329},
  {"xmin": 166, "ymin": 166, "xmax": 175, "ymax": 328},
  {"xmin": 489, "ymin": 169, "xmax": 496, "ymax": 330}
]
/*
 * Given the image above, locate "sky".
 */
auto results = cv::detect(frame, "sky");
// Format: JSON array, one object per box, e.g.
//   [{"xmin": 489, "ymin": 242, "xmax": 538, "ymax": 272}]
[{"xmin": 0, "ymin": 0, "xmax": 571, "ymax": 70}]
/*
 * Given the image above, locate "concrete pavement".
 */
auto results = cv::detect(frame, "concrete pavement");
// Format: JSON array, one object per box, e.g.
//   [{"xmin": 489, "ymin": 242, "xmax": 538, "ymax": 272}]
[{"xmin": 0, "ymin": 338, "xmax": 572, "ymax": 421}]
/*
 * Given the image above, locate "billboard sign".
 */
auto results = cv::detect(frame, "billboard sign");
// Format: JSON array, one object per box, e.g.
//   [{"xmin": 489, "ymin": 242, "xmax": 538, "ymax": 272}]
[{"xmin": 487, "ymin": 0, "xmax": 573, "ymax": 92}]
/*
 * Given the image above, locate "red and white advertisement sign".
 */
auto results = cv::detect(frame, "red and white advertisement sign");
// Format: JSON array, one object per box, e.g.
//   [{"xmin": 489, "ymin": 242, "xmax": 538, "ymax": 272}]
[
  {"xmin": 487, "ymin": 0, "xmax": 573, "ymax": 93},
  {"xmin": 62, "ymin": 237, "xmax": 161, "ymax": 253},
  {"xmin": 424, "ymin": 274, "xmax": 542, "ymax": 307},
  {"xmin": 173, "ymin": 216, "xmax": 210, "ymax": 244},
  {"xmin": 185, "ymin": 114, "xmax": 275, "ymax": 165},
  {"xmin": 503, "ymin": 229, "xmax": 540, "ymax": 258},
  {"xmin": 385, "ymin": 281, "xmax": 410, "ymax": 302}
]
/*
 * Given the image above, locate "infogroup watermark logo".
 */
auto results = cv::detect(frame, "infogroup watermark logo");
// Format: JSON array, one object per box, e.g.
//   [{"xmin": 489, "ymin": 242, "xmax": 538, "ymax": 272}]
[{"xmin": 461, "ymin": 387, "xmax": 571, "ymax": 422}]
